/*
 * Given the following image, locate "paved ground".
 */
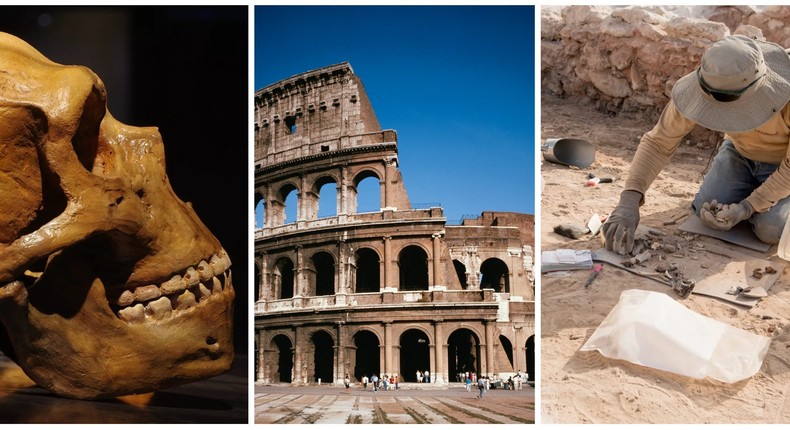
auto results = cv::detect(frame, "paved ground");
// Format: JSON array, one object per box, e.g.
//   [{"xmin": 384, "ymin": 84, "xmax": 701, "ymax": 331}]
[{"xmin": 254, "ymin": 383, "xmax": 535, "ymax": 424}]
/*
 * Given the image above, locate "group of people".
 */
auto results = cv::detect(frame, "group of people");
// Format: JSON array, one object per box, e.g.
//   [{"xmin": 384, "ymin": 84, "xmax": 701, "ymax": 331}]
[
  {"xmin": 360, "ymin": 373, "xmax": 399, "ymax": 391},
  {"xmin": 463, "ymin": 370, "xmax": 526, "ymax": 395},
  {"xmin": 415, "ymin": 370, "xmax": 430, "ymax": 383}
]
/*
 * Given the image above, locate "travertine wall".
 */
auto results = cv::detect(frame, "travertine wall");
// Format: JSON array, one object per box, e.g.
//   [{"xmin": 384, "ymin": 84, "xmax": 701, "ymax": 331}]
[{"xmin": 542, "ymin": 6, "xmax": 790, "ymax": 143}]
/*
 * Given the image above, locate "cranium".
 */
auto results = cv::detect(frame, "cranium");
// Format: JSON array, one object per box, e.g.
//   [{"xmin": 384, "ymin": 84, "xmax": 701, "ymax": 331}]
[{"xmin": 0, "ymin": 32, "xmax": 234, "ymax": 399}]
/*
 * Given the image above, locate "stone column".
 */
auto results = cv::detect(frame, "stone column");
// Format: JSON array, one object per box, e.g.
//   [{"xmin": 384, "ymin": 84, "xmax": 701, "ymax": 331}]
[
  {"xmin": 514, "ymin": 324, "xmax": 524, "ymax": 375},
  {"xmin": 294, "ymin": 325, "xmax": 304, "ymax": 384},
  {"xmin": 337, "ymin": 241, "xmax": 346, "ymax": 294},
  {"xmin": 257, "ymin": 329, "xmax": 266, "ymax": 382},
  {"xmin": 384, "ymin": 322, "xmax": 393, "ymax": 375},
  {"xmin": 484, "ymin": 319, "xmax": 494, "ymax": 377},
  {"xmin": 260, "ymin": 253, "xmax": 269, "ymax": 302},
  {"xmin": 432, "ymin": 234, "xmax": 442, "ymax": 287},
  {"xmin": 433, "ymin": 320, "xmax": 445, "ymax": 384},
  {"xmin": 295, "ymin": 246, "xmax": 305, "ymax": 297},
  {"xmin": 382, "ymin": 159, "xmax": 389, "ymax": 209},
  {"xmin": 383, "ymin": 236, "xmax": 392, "ymax": 290},
  {"xmin": 299, "ymin": 175, "xmax": 308, "ymax": 223},
  {"xmin": 339, "ymin": 166, "xmax": 347, "ymax": 216},
  {"xmin": 265, "ymin": 185, "xmax": 274, "ymax": 228},
  {"xmin": 429, "ymin": 338, "xmax": 436, "ymax": 384},
  {"xmin": 336, "ymin": 322, "xmax": 345, "ymax": 384}
]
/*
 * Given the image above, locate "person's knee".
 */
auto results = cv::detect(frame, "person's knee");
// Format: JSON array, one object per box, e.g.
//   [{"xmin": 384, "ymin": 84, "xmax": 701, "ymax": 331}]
[{"xmin": 753, "ymin": 214, "xmax": 784, "ymax": 245}]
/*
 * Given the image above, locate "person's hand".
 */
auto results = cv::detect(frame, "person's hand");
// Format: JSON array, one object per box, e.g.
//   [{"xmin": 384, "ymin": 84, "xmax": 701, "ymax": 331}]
[
  {"xmin": 602, "ymin": 190, "xmax": 642, "ymax": 255},
  {"xmin": 700, "ymin": 199, "xmax": 754, "ymax": 230}
]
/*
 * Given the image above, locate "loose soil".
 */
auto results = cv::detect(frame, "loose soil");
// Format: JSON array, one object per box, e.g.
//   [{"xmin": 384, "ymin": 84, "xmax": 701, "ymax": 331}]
[{"xmin": 540, "ymin": 92, "xmax": 790, "ymax": 424}]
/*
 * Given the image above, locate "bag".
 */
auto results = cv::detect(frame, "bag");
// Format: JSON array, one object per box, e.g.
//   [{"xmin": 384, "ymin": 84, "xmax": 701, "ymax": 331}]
[{"xmin": 581, "ymin": 289, "xmax": 771, "ymax": 383}]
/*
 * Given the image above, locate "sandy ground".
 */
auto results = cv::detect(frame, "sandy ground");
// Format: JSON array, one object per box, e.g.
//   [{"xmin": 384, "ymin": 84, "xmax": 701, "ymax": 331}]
[
  {"xmin": 255, "ymin": 384, "xmax": 535, "ymax": 424},
  {"xmin": 540, "ymin": 93, "xmax": 790, "ymax": 424}
]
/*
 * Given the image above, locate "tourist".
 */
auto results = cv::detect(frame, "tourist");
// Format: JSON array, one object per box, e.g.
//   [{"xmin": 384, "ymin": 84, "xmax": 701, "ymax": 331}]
[
  {"xmin": 395, "ymin": 374, "xmax": 399, "ymax": 390},
  {"xmin": 485, "ymin": 375, "xmax": 490, "ymax": 391},
  {"xmin": 416, "ymin": 370, "xmax": 422, "ymax": 383},
  {"xmin": 476, "ymin": 376, "xmax": 485, "ymax": 399},
  {"xmin": 465, "ymin": 375, "xmax": 472, "ymax": 392},
  {"xmin": 362, "ymin": 375, "xmax": 368, "ymax": 391},
  {"xmin": 382, "ymin": 374, "xmax": 389, "ymax": 391},
  {"xmin": 372, "ymin": 373, "xmax": 379, "ymax": 392},
  {"xmin": 424, "ymin": 370, "xmax": 430, "ymax": 383},
  {"xmin": 516, "ymin": 370, "xmax": 523, "ymax": 390},
  {"xmin": 344, "ymin": 374, "xmax": 350, "ymax": 394}
]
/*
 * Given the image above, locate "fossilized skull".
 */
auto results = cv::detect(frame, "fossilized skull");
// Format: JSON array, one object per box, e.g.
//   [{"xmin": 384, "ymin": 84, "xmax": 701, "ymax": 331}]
[{"xmin": 0, "ymin": 32, "xmax": 234, "ymax": 399}]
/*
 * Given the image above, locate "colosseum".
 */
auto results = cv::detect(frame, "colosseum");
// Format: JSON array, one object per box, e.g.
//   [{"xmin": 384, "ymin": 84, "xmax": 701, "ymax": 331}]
[{"xmin": 253, "ymin": 62, "xmax": 535, "ymax": 387}]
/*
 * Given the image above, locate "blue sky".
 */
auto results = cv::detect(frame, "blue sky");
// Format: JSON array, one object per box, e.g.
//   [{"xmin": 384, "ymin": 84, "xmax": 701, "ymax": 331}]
[{"xmin": 255, "ymin": 6, "xmax": 535, "ymax": 224}]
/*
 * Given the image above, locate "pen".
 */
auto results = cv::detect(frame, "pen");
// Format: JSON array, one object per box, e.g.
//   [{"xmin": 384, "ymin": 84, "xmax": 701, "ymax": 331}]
[{"xmin": 584, "ymin": 264, "xmax": 603, "ymax": 288}]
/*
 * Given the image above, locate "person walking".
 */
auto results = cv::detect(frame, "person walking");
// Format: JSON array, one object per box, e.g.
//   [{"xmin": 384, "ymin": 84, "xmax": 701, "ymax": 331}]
[
  {"xmin": 372, "ymin": 373, "xmax": 378, "ymax": 392},
  {"xmin": 416, "ymin": 370, "xmax": 422, "ymax": 383},
  {"xmin": 424, "ymin": 370, "xmax": 430, "ymax": 383},
  {"xmin": 476, "ymin": 377, "xmax": 485, "ymax": 399},
  {"xmin": 344, "ymin": 374, "xmax": 351, "ymax": 394},
  {"xmin": 465, "ymin": 375, "xmax": 472, "ymax": 392},
  {"xmin": 362, "ymin": 375, "xmax": 368, "ymax": 391}
]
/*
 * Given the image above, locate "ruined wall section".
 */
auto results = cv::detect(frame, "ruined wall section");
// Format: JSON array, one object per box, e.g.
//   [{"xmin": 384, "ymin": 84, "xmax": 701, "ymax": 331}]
[
  {"xmin": 254, "ymin": 62, "xmax": 385, "ymax": 167},
  {"xmin": 542, "ymin": 6, "xmax": 790, "ymax": 147}
]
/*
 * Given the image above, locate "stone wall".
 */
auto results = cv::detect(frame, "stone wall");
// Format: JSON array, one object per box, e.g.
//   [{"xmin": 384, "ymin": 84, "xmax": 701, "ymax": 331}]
[{"xmin": 542, "ymin": 6, "xmax": 790, "ymax": 144}]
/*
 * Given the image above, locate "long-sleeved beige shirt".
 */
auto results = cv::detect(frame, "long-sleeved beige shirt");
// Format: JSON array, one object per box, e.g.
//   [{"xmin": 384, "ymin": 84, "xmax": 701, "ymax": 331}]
[{"xmin": 625, "ymin": 99, "xmax": 790, "ymax": 212}]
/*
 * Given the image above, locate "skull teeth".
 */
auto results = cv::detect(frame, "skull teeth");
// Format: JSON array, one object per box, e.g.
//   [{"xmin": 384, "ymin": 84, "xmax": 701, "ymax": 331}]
[{"xmin": 113, "ymin": 249, "xmax": 231, "ymax": 324}]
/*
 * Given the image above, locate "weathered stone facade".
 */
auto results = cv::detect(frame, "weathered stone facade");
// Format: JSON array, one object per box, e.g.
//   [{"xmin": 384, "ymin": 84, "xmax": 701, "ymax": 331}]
[{"xmin": 253, "ymin": 63, "xmax": 535, "ymax": 386}]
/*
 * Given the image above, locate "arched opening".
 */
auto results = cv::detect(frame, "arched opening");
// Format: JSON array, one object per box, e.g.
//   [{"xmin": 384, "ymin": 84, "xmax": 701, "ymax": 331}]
[
  {"xmin": 480, "ymin": 258, "xmax": 510, "ymax": 293},
  {"xmin": 353, "ymin": 172, "xmax": 381, "ymax": 213},
  {"xmin": 315, "ymin": 177, "xmax": 338, "ymax": 219},
  {"xmin": 254, "ymin": 262, "xmax": 261, "ymax": 302},
  {"xmin": 279, "ymin": 183, "xmax": 299, "ymax": 225},
  {"xmin": 399, "ymin": 246, "xmax": 429, "ymax": 291},
  {"xmin": 399, "ymin": 329, "xmax": 430, "ymax": 382},
  {"xmin": 254, "ymin": 193, "xmax": 265, "ymax": 228},
  {"xmin": 272, "ymin": 335, "xmax": 293, "ymax": 383},
  {"xmin": 355, "ymin": 248, "xmax": 380, "ymax": 293},
  {"xmin": 448, "ymin": 328, "xmax": 481, "ymax": 379},
  {"xmin": 274, "ymin": 258, "xmax": 294, "ymax": 299},
  {"xmin": 311, "ymin": 252, "xmax": 335, "ymax": 296},
  {"xmin": 353, "ymin": 330, "xmax": 380, "ymax": 381},
  {"xmin": 312, "ymin": 331, "xmax": 334, "ymax": 383},
  {"xmin": 453, "ymin": 260, "xmax": 468, "ymax": 289},
  {"xmin": 500, "ymin": 335, "xmax": 514, "ymax": 370},
  {"xmin": 526, "ymin": 335, "xmax": 535, "ymax": 384}
]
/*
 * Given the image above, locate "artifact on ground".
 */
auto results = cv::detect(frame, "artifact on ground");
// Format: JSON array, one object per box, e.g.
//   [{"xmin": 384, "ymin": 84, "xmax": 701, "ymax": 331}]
[{"xmin": 0, "ymin": 32, "xmax": 234, "ymax": 399}]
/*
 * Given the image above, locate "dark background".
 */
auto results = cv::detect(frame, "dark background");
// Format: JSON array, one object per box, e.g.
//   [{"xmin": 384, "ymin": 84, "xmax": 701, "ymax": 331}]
[{"xmin": 0, "ymin": 7, "xmax": 249, "ymax": 352}]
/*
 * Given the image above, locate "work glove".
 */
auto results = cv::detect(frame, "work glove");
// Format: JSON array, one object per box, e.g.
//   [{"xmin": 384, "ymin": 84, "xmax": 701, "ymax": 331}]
[
  {"xmin": 700, "ymin": 199, "xmax": 754, "ymax": 231},
  {"xmin": 602, "ymin": 190, "xmax": 642, "ymax": 255}
]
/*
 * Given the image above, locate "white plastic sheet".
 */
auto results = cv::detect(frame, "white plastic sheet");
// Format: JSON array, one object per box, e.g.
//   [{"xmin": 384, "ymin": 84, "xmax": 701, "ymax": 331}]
[{"xmin": 580, "ymin": 289, "xmax": 771, "ymax": 383}]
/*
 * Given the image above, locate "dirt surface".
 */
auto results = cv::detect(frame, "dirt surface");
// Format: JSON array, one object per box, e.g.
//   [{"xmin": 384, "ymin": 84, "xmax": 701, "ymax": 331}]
[{"xmin": 540, "ymin": 92, "xmax": 790, "ymax": 424}]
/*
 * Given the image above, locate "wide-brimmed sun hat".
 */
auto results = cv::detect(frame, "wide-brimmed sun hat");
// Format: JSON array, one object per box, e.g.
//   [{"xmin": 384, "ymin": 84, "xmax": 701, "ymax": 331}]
[{"xmin": 672, "ymin": 34, "xmax": 790, "ymax": 132}]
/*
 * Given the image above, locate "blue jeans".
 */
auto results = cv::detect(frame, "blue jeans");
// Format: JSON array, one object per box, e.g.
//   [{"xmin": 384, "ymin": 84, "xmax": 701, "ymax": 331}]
[{"xmin": 691, "ymin": 140, "xmax": 790, "ymax": 244}]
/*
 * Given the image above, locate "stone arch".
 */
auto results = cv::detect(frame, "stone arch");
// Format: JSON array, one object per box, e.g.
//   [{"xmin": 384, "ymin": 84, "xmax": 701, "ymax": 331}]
[
  {"xmin": 399, "ymin": 327, "xmax": 431, "ymax": 382},
  {"xmin": 526, "ymin": 335, "xmax": 535, "ymax": 383},
  {"xmin": 352, "ymin": 329, "xmax": 381, "ymax": 381},
  {"xmin": 351, "ymin": 169, "xmax": 381, "ymax": 214},
  {"xmin": 398, "ymin": 244, "xmax": 429, "ymax": 291},
  {"xmin": 480, "ymin": 257, "xmax": 510, "ymax": 293},
  {"xmin": 270, "ymin": 334, "xmax": 293, "ymax": 383},
  {"xmin": 448, "ymin": 328, "xmax": 481, "ymax": 379},
  {"xmin": 309, "ymin": 250, "xmax": 335, "ymax": 296},
  {"xmin": 254, "ymin": 190, "xmax": 266, "ymax": 228},
  {"xmin": 276, "ymin": 182, "xmax": 300, "ymax": 225},
  {"xmin": 354, "ymin": 247, "xmax": 380, "ymax": 293},
  {"xmin": 313, "ymin": 175, "xmax": 339, "ymax": 219},
  {"xmin": 311, "ymin": 330, "xmax": 335, "ymax": 383},
  {"xmin": 254, "ymin": 259, "xmax": 261, "ymax": 302},
  {"xmin": 499, "ymin": 334, "xmax": 514, "ymax": 371},
  {"xmin": 453, "ymin": 259, "xmax": 468, "ymax": 289},
  {"xmin": 273, "ymin": 257, "xmax": 295, "ymax": 299}
]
